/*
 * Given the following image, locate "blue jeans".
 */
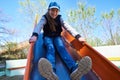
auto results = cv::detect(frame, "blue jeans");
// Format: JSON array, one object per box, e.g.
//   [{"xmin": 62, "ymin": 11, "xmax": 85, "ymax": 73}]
[{"xmin": 44, "ymin": 36, "xmax": 77, "ymax": 72}]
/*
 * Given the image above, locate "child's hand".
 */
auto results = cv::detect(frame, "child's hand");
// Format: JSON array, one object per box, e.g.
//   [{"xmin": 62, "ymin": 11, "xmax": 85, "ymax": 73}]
[
  {"xmin": 29, "ymin": 36, "xmax": 37, "ymax": 43},
  {"xmin": 78, "ymin": 37, "xmax": 86, "ymax": 44}
]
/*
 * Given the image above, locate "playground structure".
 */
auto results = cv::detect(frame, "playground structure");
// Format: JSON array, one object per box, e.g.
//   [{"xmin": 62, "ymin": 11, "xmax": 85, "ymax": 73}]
[
  {"xmin": 23, "ymin": 15, "xmax": 120, "ymax": 80},
  {"xmin": 23, "ymin": 30, "xmax": 120, "ymax": 80}
]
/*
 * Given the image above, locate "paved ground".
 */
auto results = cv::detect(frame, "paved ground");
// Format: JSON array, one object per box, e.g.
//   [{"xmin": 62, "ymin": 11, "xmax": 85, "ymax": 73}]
[{"xmin": 0, "ymin": 75, "xmax": 23, "ymax": 80}]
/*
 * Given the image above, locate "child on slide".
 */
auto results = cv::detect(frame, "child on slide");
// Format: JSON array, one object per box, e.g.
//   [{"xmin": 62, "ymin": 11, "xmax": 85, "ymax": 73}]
[{"xmin": 29, "ymin": 2, "xmax": 92, "ymax": 80}]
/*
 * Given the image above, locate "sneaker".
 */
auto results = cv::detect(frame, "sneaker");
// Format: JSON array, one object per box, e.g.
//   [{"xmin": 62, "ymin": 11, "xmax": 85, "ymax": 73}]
[
  {"xmin": 70, "ymin": 56, "xmax": 92, "ymax": 80},
  {"xmin": 38, "ymin": 58, "xmax": 58, "ymax": 80}
]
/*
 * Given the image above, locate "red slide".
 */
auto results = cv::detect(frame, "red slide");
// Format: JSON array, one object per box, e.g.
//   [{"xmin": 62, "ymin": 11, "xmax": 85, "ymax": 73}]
[{"xmin": 24, "ymin": 30, "xmax": 120, "ymax": 80}]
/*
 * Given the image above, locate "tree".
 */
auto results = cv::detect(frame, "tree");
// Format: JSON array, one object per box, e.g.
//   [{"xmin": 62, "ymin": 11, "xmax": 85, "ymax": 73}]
[
  {"xmin": 19, "ymin": 0, "xmax": 47, "ymax": 25},
  {"xmin": 115, "ymin": 9, "xmax": 120, "ymax": 44},
  {"xmin": 0, "ymin": 10, "xmax": 15, "ymax": 45},
  {"xmin": 87, "ymin": 37, "xmax": 104, "ymax": 46},
  {"xmin": 0, "ymin": 41, "xmax": 29, "ymax": 60},
  {"xmin": 67, "ymin": 1, "xmax": 98, "ymax": 46},
  {"xmin": 100, "ymin": 9, "xmax": 120, "ymax": 45}
]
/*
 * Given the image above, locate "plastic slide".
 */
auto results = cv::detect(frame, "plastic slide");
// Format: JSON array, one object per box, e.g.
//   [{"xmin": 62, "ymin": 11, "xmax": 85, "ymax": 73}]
[{"xmin": 23, "ymin": 30, "xmax": 120, "ymax": 80}]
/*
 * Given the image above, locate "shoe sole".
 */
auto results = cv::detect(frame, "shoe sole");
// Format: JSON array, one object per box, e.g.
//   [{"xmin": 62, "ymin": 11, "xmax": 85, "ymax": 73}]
[
  {"xmin": 38, "ymin": 58, "xmax": 58, "ymax": 80},
  {"xmin": 70, "ymin": 56, "xmax": 92, "ymax": 80}
]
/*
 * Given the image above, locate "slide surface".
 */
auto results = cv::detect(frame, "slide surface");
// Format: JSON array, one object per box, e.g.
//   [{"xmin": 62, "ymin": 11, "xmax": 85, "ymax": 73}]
[{"xmin": 24, "ymin": 31, "xmax": 120, "ymax": 80}]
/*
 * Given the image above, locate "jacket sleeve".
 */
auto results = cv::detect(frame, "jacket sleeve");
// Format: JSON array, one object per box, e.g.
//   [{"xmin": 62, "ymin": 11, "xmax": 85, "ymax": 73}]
[
  {"xmin": 60, "ymin": 17, "xmax": 81, "ymax": 39},
  {"xmin": 32, "ymin": 16, "xmax": 46, "ymax": 37}
]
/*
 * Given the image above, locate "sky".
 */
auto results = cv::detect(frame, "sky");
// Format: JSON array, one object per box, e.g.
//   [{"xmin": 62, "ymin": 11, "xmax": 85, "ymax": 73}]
[{"xmin": 0, "ymin": 0, "xmax": 120, "ymax": 43}]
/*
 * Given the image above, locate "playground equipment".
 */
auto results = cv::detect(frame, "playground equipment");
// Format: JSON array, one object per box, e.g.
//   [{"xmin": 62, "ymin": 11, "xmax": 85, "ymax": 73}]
[{"xmin": 23, "ymin": 30, "xmax": 120, "ymax": 80}]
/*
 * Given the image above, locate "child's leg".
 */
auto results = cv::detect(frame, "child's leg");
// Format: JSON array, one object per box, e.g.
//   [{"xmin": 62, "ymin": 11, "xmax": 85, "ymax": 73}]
[
  {"xmin": 44, "ymin": 37, "xmax": 56, "ymax": 70},
  {"xmin": 54, "ymin": 37, "xmax": 92, "ymax": 80},
  {"xmin": 54, "ymin": 37, "xmax": 77, "ymax": 70},
  {"xmin": 38, "ymin": 58, "xmax": 58, "ymax": 80},
  {"xmin": 38, "ymin": 37, "xmax": 58, "ymax": 80}
]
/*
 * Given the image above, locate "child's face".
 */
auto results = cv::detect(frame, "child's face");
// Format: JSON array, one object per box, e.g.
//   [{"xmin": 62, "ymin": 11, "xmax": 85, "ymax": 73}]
[{"xmin": 48, "ymin": 8, "xmax": 59, "ymax": 19}]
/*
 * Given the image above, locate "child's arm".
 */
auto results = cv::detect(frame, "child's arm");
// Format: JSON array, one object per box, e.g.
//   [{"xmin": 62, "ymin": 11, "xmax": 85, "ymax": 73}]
[
  {"xmin": 29, "ymin": 16, "xmax": 46, "ymax": 43},
  {"xmin": 60, "ymin": 17, "xmax": 85, "ymax": 43}
]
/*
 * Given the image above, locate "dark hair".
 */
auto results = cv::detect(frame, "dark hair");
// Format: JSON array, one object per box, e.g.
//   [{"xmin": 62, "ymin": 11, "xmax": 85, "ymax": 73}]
[{"xmin": 45, "ymin": 12, "xmax": 57, "ymax": 32}]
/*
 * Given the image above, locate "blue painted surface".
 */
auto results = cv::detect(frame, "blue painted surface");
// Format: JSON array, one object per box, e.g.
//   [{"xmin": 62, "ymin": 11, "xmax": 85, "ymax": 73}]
[{"xmin": 30, "ymin": 34, "xmax": 100, "ymax": 80}]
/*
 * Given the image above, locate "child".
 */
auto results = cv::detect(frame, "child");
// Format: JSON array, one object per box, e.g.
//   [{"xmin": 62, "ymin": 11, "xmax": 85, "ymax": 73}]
[{"xmin": 29, "ymin": 2, "xmax": 92, "ymax": 80}]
